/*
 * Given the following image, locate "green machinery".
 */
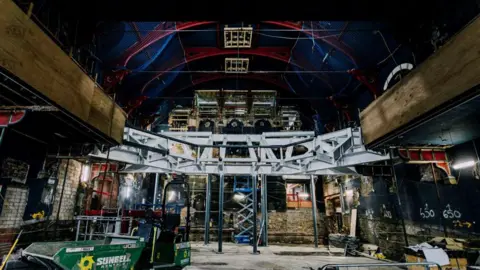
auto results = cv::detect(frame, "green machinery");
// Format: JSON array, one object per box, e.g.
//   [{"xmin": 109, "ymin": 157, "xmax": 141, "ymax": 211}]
[
  {"xmin": 135, "ymin": 175, "xmax": 192, "ymax": 269},
  {"xmin": 5, "ymin": 175, "xmax": 191, "ymax": 270}
]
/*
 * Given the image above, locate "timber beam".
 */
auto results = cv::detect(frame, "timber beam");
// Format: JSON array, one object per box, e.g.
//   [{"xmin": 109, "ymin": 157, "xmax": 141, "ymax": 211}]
[
  {"xmin": 0, "ymin": 0, "xmax": 126, "ymax": 144},
  {"xmin": 360, "ymin": 17, "xmax": 480, "ymax": 147}
]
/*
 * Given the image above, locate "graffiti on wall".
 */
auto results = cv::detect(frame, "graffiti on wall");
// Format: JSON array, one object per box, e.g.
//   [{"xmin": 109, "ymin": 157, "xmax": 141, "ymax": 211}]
[
  {"xmin": 442, "ymin": 204, "xmax": 461, "ymax": 219},
  {"xmin": 420, "ymin": 203, "xmax": 435, "ymax": 219},
  {"xmin": 381, "ymin": 204, "xmax": 393, "ymax": 219}
]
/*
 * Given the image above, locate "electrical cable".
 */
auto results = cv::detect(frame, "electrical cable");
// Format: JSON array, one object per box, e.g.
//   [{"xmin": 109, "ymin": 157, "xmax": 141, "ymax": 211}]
[
  {"xmin": 131, "ymin": 70, "xmax": 348, "ymax": 74},
  {"xmin": 376, "ymin": 44, "xmax": 402, "ymax": 66},
  {"xmin": 257, "ymin": 32, "xmax": 340, "ymax": 41},
  {"xmin": 113, "ymin": 27, "xmax": 393, "ymax": 33},
  {"xmin": 376, "ymin": 30, "xmax": 398, "ymax": 66}
]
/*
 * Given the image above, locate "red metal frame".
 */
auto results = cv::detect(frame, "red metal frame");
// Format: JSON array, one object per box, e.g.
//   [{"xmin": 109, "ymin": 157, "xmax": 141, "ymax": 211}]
[
  {"xmin": 140, "ymin": 46, "xmax": 292, "ymax": 94},
  {"xmin": 398, "ymin": 148, "xmax": 448, "ymax": 162},
  {"xmin": 107, "ymin": 21, "xmax": 358, "ymax": 89},
  {"xmin": 348, "ymin": 69, "xmax": 380, "ymax": 98},
  {"xmin": 120, "ymin": 21, "xmax": 214, "ymax": 67},
  {"xmin": 398, "ymin": 147, "xmax": 454, "ymax": 178},
  {"xmin": 0, "ymin": 111, "xmax": 26, "ymax": 127},
  {"xmin": 264, "ymin": 21, "xmax": 358, "ymax": 66},
  {"xmin": 117, "ymin": 21, "xmax": 358, "ymax": 68}
]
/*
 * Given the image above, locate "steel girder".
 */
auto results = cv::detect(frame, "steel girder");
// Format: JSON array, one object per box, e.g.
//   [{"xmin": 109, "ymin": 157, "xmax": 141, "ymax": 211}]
[{"xmin": 89, "ymin": 127, "xmax": 389, "ymax": 176}]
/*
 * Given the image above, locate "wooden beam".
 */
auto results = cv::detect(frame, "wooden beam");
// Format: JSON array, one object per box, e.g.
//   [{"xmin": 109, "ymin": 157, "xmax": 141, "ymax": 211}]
[
  {"xmin": 360, "ymin": 17, "xmax": 480, "ymax": 145},
  {"xmin": 0, "ymin": 0, "xmax": 126, "ymax": 144}
]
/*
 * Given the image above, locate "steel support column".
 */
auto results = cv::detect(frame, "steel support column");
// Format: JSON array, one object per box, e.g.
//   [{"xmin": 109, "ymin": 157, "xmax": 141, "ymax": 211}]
[
  {"xmin": 252, "ymin": 174, "xmax": 258, "ymax": 254},
  {"xmin": 260, "ymin": 175, "xmax": 268, "ymax": 246},
  {"xmin": 310, "ymin": 175, "xmax": 319, "ymax": 248},
  {"xmin": 390, "ymin": 148, "xmax": 409, "ymax": 246},
  {"xmin": 153, "ymin": 173, "xmax": 160, "ymax": 209},
  {"xmin": 204, "ymin": 174, "xmax": 212, "ymax": 245},
  {"xmin": 54, "ymin": 159, "xmax": 70, "ymax": 238},
  {"xmin": 217, "ymin": 174, "xmax": 224, "ymax": 253}
]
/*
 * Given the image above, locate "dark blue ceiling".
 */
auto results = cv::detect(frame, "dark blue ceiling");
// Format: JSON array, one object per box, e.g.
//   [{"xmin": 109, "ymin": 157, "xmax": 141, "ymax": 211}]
[{"xmin": 95, "ymin": 21, "xmax": 419, "ymax": 127}]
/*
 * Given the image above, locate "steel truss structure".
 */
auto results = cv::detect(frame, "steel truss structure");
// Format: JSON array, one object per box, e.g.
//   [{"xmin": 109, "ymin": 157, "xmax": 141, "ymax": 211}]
[{"xmin": 90, "ymin": 127, "xmax": 390, "ymax": 176}]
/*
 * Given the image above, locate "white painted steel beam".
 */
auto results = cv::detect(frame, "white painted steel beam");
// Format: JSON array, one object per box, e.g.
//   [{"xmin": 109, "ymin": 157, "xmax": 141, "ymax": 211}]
[{"xmin": 90, "ymin": 127, "xmax": 389, "ymax": 175}]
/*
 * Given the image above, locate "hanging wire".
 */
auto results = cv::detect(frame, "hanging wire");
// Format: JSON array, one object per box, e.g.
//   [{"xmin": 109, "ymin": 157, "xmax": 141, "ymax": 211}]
[
  {"xmin": 176, "ymin": 22, "xmax": 195, "ymax": 87},
  {"xmin": 375, "ymin": 30, "xmax": 398, "ymax": 66},
  {"xmin": 377, "ymin": 44, "xmax": 402, "ymax": 66},
  {"xmin": 114, "ymin": 27, "xmax": 391, "ymax": 33},
  {"xmin": 257, "ymin": 32, "xmax": 339, "ymax": 40},
  {"xmin": 131, "ymin": 70, "xmax": 348, "ymax": 74}
]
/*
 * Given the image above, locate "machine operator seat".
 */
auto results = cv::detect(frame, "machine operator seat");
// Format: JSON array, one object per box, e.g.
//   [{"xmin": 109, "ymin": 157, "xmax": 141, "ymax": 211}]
[{"xmin": 158, "ymin": 213, "xmax": 182, "ymax": 243}]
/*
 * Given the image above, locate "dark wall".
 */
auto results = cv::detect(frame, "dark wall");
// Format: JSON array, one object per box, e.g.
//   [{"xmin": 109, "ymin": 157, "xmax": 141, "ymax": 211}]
[{"xmin": 350, "ymin": 139, "xmax": 480, "ymax": 235}]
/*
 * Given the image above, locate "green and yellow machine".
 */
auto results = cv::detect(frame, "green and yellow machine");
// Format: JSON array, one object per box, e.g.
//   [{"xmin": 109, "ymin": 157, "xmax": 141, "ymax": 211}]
[
  {"xmin": 135, "ymin": 175, "xmax": 192, "ymax": 269},
  {"xmin": 5, "ymin": 175, "xmax": 191, "ymax": 270}
]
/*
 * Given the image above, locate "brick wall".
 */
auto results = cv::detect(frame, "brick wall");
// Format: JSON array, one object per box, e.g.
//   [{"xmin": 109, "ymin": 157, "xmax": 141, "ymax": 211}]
[
  {"xmin": 0, "ymin": 187, "xmax": 29, "ymax": 229},
  {"xmin": 268, "ymin": 209, "xmax": 326, "ymax": 244},
  {"xmin": 51, "ymin": 159, "xmax": 82, "ymax": 220}
]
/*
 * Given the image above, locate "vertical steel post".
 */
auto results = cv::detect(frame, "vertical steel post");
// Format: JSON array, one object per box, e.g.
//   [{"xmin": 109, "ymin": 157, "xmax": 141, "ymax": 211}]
[
  {"xmin": 54, "ymin": 159, "xmax": 70, "ymax": 239},
  {"xmin": 75, "ymin": 219, "xmax": 81, "ymax": 241},
  {"xmin": 204, "ymin": 174, "xmax": 212, "ymax": 245},
  {"xmin": 218, "ymin": 174, "xmax": 224, "ymax": 253},
  {"xmin": 0, "ymin": 128, "xmax": 5, "ymax": 148},
  {"xmin": 252, "ymin": 175, "xmax": 258, "ymax": 254},
  {"xmin": 153, "ymin": 174, "xmax": 160, "ymax": 209},
  {"xmin": 310, "ymin": 175, "xmax": 319, "ymax": 248},
  {"xmin": 261, "ymin": 175, "xmax": 268, "ymax": 246},
  {"xmin": 431, "ymin": 163, "xmax": 448, "ymax": 237},
  {"xmin": 390, "ymin": 148, "xmax": 409, "ymax": 246}
]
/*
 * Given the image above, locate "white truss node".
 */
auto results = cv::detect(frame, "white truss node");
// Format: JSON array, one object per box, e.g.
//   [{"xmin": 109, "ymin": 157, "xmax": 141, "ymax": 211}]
[{"xmin": 89, "ymin": 127, "xmax": 390, "ymax": 175}]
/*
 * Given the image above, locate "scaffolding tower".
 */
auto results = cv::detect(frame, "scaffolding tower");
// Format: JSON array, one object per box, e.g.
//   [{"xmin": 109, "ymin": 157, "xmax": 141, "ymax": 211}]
[{"xmin": 233, "ymin": 176, "xmax": 258, "ymax": 244}]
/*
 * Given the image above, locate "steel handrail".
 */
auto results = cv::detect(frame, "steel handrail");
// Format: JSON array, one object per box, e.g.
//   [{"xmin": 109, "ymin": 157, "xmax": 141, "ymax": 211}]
[{"xmin": 319, "ymin": 262, "xmax": 443, "ymax": 270}]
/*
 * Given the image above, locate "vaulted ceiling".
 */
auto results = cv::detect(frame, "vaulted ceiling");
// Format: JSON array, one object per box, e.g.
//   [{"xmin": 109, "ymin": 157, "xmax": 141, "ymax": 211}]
[{"xmin": 96, "ymin": 21, "xmax": 426, "ymax": 130}]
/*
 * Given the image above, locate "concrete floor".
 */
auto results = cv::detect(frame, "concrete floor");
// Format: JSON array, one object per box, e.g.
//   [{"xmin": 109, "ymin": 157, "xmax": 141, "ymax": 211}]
[{"xmin": 185, "ymin": 242, "xmax": 397, "ymax": 270}]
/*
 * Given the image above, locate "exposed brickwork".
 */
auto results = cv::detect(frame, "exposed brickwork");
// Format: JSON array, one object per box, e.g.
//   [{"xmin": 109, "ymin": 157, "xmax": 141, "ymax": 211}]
[
  {"xmin": 268, "ymin": 209, "xmax": 326, "ymax": 244},
  {"xmin": 51, "ymin": 159, "xmax": 82, "ymax": 220},
  {"xmin": 0, "ymin": 187, "xmax": 29, "ymax": 229}
]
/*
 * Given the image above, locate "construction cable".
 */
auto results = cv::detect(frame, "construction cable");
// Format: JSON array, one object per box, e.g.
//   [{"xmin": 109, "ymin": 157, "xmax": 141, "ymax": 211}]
[
  {"xmin": 121, "ymin": 27, "xmax": 392, "ymax": 33},
  {"xmin": 132, "ymin": 70, "xmax": 349, "ymax": 74},
  {"xmin": 375, "ymin": 30, "xmax": 398, "ymax": 66}
]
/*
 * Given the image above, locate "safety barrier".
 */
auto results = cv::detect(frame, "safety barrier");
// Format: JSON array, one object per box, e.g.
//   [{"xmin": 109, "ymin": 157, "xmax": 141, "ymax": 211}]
[{"xmin": 319, "ymin": 262, "xmax": 442, "ymax": 270}]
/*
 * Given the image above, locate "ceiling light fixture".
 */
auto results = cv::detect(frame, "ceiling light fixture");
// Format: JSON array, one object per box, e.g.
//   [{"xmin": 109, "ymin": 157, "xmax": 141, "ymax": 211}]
[{"xmin": 452, "ymin": 160, "xmax": 475, "ymax": 170}]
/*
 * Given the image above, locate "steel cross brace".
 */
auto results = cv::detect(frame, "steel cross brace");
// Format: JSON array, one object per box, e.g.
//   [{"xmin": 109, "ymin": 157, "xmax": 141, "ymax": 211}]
[{"xmin": 90, "ymin": 127, "xmax": 390, "ymax": 175}]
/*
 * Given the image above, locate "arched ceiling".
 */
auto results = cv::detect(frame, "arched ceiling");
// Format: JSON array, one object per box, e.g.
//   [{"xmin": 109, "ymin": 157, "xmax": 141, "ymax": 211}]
[{"xmin": 95, "ymin": 21, "xmax": 420, "ymax": 127}]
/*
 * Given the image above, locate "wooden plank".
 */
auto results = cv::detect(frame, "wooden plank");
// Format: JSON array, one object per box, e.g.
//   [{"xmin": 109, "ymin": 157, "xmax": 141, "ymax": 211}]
[
  {"xmin": 349, "ymin": 208, "xmax": 357, "ymax": 237},
  {"xmin": 405, "ymin": 254, "xmax": 467, "ymax": 270},
  {"xmin": 0, "ymin": 0, "xmax": 126, "ymax": 143},
  {"xmin": 360, "ymin": 17, "xmax": 480, "ymax": 145}
]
